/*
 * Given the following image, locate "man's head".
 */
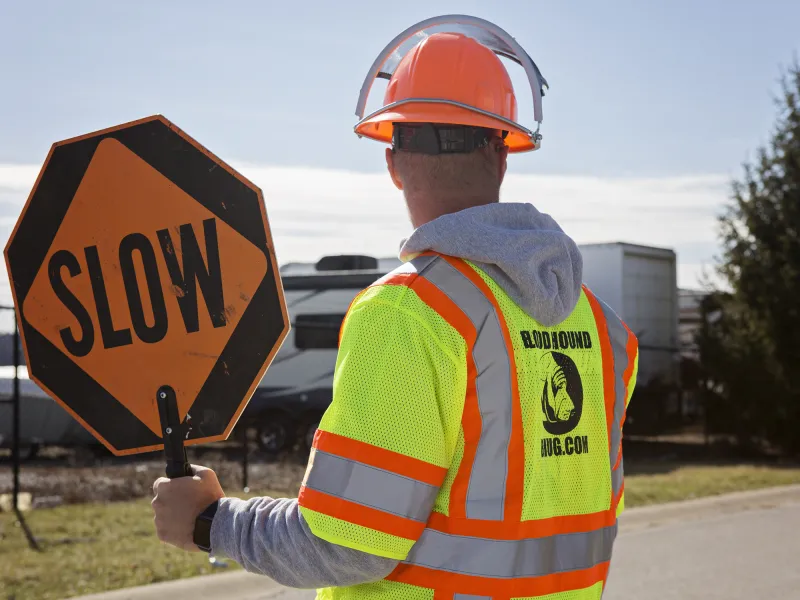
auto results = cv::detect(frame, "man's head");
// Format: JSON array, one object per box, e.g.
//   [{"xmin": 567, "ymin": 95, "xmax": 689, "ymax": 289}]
[
  {"xmin": 353, "ymin": 18, "xmax": 549, "ymax": 227},
  {"xmin": 385, "ymin": 123, "xmax": 510, "ymax": 228}
]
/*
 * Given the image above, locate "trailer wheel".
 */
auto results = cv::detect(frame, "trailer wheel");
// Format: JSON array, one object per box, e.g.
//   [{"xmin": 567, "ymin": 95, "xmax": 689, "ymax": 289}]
[{"xmin": 256, "ymin": 416, "xmax": 292, "ymax": 454}]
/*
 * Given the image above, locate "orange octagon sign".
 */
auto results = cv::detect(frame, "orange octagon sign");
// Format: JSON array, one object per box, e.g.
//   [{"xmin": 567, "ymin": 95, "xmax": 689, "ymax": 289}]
[{"xmin": 4, "ymin": 116, "xmax": 290, "ymax": 455}]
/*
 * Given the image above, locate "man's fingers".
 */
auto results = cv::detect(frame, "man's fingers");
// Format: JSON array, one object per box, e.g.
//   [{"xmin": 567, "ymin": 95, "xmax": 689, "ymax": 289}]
[
  {"xmin": 153, "ymin": 477, "xmax": 169, "ymax": 495},
  {"xmin": 190, "ymin": 465, "xmax": 218, "ymax": 483},
  {"xmin": 150, "ymin": 463, "xmax": 225, "ymax": 552}
]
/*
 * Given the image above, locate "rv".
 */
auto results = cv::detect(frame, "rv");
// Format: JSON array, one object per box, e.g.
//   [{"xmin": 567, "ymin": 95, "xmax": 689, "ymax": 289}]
[
  {"xmin": 1, "ymin": 246, "xmax": 679, "ymax": 455},
  {"xmin": 241, "ymin": 254, "xmax": 401, "ymax": 454}
]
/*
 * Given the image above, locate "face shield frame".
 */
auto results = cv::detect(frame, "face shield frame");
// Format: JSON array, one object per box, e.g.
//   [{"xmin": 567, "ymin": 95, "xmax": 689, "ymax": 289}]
[{"xmin": 354, "ymin": 15, "xmax": 549, "ymax": 150}]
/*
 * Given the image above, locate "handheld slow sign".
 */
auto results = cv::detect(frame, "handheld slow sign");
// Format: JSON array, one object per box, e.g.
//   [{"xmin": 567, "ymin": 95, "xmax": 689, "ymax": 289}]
[{"xmin": 4, "ymin": 115, "xmax": 290, "ymax": 459}]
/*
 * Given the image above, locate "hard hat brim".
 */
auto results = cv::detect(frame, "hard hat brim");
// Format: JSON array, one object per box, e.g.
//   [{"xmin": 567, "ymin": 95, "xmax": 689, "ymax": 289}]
[{"xmin": 355, "ymin": 101, "xmax": 538, "ymax": 153}]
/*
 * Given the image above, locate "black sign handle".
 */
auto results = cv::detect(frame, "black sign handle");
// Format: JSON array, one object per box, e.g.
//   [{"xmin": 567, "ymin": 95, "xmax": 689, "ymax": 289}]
[{"xmin": 157, "ymin": 385, "xmax": 193, "ymax": 478}]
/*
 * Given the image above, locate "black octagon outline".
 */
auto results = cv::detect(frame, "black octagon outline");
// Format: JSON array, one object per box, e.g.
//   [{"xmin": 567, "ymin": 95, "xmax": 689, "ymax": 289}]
[{"xmin": 5, "ymin": 116, "xmax": 289, "ymax": 455}]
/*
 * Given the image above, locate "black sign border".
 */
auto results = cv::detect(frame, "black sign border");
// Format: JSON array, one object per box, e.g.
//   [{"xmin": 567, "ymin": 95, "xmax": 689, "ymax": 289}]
[{"xmin": 5, "ymin": 116, "xmax": 289, "ymax": 454}]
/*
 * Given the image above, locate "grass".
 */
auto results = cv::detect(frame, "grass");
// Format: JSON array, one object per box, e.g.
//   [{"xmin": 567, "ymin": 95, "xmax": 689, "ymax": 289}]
[
  {"xmin": 1, "ymin": 498, "xmax": 243, "ymax": 600},
  {"xmin": 623, "ymin": 462, "xmax": 800, "ymax": 507},
  {"xmin": 2, "ymin": 464, "xmax": 800, "ymax": 600},
  {"xmin": 0, "ymin": 492, "xmax": 270, "ymax": 600}
]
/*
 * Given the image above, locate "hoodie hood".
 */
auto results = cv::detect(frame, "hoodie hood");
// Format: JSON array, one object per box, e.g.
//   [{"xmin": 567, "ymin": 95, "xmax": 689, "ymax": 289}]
[{"xmin": 399, "ymin": 203, "xmax": 583, "ymax": 327}]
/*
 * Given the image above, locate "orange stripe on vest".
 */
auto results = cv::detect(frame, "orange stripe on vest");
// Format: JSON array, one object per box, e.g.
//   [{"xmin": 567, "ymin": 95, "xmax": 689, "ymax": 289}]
[
  {"xmin": 312, "ymin": 430, "xmax": 447, "ymax": 487},
  {"xmin": 426, "ymin": 507, "xmax": 618, "ymax": 540},
  {"xmin": 583, "ymin": 287, "xmax": 617, "ymax": 455},
  {"xmin": 442, "ymin": 256, "xmax": 526, "ymax": 523},
  {"xmin": 298, "ymin": 487, "xmax": 426, "ymax": 540},
  {"xmin": 388, "ymin": 561, "xmax": 610, "ymax": 597},
  {"xmin": 375, "ymin": 267, "xmax": 482, "ymax": 520},
  {"xmin": 616, "ymin": 322, "xmax": 638, "ymax": 470}
]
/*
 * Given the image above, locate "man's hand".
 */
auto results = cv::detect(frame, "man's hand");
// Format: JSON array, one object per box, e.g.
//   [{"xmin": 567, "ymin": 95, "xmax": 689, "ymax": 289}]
[{"xmin": 152, "ymin": 465, "xmax": 225, "ymax": 552}]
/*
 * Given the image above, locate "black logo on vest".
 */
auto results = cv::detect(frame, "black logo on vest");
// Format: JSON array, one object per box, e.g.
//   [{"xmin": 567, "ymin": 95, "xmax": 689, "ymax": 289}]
[
  {"xmin": 521, "ymin": 329, "xmax": 592, "ymax": 351},
  {"xmin": 540, "ymin": 351, "xmax": 583, "ymax": 435}
]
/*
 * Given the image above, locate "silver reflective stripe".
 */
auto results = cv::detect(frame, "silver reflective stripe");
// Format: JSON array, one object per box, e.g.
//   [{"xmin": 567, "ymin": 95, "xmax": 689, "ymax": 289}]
[
  {"xmin": 420, "ymin": 257, "xmax": 513, "ymax": 521},
  {"xmin": 598, "ymin": 299, "xmax": 631, "ymax": 472},
  {"xmin": 383, "ymin": 254, "xmax": 438, "ymax": 278},
  {"xmin": 611, "ymin": 457, "xmax": 623, "ymax": 497},
  {"xmin": 454, "ymin": 595, "xmax": 490, "ymax": 600},
  {"xmin": 305, "ymin": 450, "xmax": 438, "ymax": 521},
  {"xmin": 404, "ymin": 524, "xmax": 618, "ymax": 578}
]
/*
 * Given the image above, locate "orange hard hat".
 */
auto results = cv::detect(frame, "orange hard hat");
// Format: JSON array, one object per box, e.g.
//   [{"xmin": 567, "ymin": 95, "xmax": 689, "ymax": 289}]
[{"xmin": 354, "ymin": 15, "xmax": 549, "ymax": 153}]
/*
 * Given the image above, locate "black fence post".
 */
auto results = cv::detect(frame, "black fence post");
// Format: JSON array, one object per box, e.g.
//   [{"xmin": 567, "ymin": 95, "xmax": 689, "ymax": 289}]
[
  {"xmin": 2, "ymin": 304, "xmax": 41, "ymax": 551},
  {"xmin": 12, "ymin": 307, "xmax": 20, "ymax": 513}
]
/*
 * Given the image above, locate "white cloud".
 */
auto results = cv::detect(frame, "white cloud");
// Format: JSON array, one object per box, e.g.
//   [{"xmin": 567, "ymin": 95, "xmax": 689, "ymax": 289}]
[
  {"xmin": 0, "ymin": 161, "xmax": 730, "ymax": 313},
  {"xmin": 0, "ymin": 164, "xmax": 41, "ymax": 192},
  {"xmin": 237, "ymin": 164, "xmax": 730, "ymax": 290}
]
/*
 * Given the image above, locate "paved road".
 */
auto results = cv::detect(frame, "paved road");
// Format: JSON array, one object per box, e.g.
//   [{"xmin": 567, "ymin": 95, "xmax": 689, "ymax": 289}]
[
  {"xmin": 79, "ymin": 485, "xmax": 800, "ymax": 600},
  {"xmin": 603, "ymin": 492, "xmax": 800, "ymax": 599}
]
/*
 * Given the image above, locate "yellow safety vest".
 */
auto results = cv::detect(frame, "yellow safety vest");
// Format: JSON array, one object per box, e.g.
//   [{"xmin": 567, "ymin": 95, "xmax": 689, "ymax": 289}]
[{"xmin": 299, "ymin": 253, "xmax": 639, "ymax": 600}]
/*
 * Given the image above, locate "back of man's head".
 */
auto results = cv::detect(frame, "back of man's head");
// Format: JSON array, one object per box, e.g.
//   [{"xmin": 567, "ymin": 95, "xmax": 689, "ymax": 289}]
[{"xmin": 386, "ymin": 125, "xmax": 510, "ymax": 227}]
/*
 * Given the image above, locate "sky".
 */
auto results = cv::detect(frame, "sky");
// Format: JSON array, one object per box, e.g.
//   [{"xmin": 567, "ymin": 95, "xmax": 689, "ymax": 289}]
[{"xmin": 1, "ymin": 0, "xmax": 798, "ymax": 307}]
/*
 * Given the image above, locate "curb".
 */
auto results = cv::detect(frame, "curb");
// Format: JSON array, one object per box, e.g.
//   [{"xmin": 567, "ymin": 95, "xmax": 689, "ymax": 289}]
[
  {"xmin": 72, "ymin": 571, "xmax": 286, "ymax": 600},
  {"xmin": 618, "ymin": 483, "xmax": 800, "ymax": 532}
]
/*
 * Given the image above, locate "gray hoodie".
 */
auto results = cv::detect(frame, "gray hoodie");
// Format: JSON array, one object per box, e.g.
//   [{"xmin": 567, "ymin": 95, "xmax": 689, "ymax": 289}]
[{"xmin": 210, "ymin": 202, "xmax": 583, "ymax": 588}]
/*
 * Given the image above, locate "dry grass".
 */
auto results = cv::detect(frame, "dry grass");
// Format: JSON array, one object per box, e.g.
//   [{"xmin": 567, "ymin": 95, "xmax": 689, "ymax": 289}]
[
  {"xmin": 623, "ymin": 462, "xmax": 800, "ymax": 506},
  {"xmin": 0, "ymin": 452, "xmax": 306, "ymax": 506}
]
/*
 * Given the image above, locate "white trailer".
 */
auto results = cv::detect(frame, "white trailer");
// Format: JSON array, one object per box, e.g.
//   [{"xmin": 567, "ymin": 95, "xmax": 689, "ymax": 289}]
[
  {"xmin": 0, "ymin": 366, "xmax": 95, "ymax": 453},
  {"xmin": 579, "ymin": 242, "xmax": 680, "ymax": 389}
]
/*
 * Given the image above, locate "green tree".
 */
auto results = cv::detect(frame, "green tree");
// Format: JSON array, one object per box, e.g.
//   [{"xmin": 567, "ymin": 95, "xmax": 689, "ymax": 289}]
[{"xmin": 700, "ymin": 61, "xmax": 800, "ymax": 455}]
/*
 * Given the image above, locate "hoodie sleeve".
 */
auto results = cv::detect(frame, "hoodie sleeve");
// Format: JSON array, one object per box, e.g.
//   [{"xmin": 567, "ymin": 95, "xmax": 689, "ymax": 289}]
[{"xmin": 210, "ymin": 495, "xmax": 398, "ymax": 588}]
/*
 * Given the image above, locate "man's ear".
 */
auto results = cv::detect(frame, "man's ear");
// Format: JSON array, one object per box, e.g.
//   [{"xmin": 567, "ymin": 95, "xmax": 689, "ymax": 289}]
[{"xmin": 386, "ymin": 148, "xmax": 403, "ymax": 190}]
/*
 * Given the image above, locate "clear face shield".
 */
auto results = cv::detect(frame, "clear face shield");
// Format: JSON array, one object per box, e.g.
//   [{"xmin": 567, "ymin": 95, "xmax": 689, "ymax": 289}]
[{"xmin": 354, "ymin": 15, "xmax": 549, "ymax": 149}]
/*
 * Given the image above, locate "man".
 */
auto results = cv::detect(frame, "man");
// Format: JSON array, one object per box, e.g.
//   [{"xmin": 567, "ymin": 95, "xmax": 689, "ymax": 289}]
[{"xmin": 153, "ymin": 15, "xmax": 639, "ymax": 599}]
